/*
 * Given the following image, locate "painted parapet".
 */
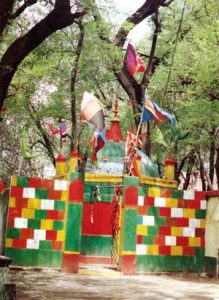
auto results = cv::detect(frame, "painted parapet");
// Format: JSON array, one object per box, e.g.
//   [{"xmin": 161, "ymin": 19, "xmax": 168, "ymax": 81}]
[
  {"xmin": 5, "ymin": 176, "xmax": 68, "ymax": 267},
  {"xmin": 119, "ymin": 175, "xmax": 207, "ymax": 274}
]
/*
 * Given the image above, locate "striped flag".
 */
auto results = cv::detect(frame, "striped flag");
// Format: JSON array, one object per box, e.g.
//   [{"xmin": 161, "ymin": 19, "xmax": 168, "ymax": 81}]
[{"xmin": 126, "ymin": 43, "xmax": 145, "ymax": 76}]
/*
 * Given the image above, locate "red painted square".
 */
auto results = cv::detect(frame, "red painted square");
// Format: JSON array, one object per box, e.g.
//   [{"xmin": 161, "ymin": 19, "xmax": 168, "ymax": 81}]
[
  {"xmin": 137, "ymin": 206, "xmax": 147, "ymax": 215},
  {"xmin": 7, "ymin": 217, "xmax": 14, "ymax": 228},
  {"xmin": 10, "ymin": 186, "xmax": 23, "ymax": 198},
  {"xmin": 144, "ymin": 196, "xmax": 154, "ymax": 207},
  {"xmin": 51, "ymin": 241, "xmax": 63, "ymax": 250},
  {"xmin": 195, "ymin": 191, "xmax": 205, "ymax": 201},
  {"xmin": 159, "ymin": 226, "xmax": 171, "ymax": 235},
  {"xmin": 8, "ymin": 207, "xmax": 22, "ymax": 219},
  {"xmin": 41, "ymin": 179, "xmax": 54, "ymax": 190},
  {"xmin": 13, "ymin": 239, "xmax": 27, "ymax": 248},
  {"xmin": 46, "ymin": 210, "xmax": 64, "ymax": 220},
  {"xmin": 187, "ymin": 200, "xmax": 200, "ymax": 209},
  {"xmin": 159, "ymin": 207, "xmax": 171, "ymax": 217},
  {"xmin": 183, "ymin": 247, "xmax": 195, "ymax": 256},
  {"xmin": 178, "ymin": 200, "xmax": 189, "ymax": 208},
  {"xmin": 176, "ymin": 237, "xmax": 189, "ymax": 246},
  {"xmin": 195, "ymin": 228, "xmax": 205, "ymax": 237},
  {"xmin": 121, "ymin": 255, "xmax": 136, "ymax": 275},
  {"xmin": 160, "ymin": 189, "xmax": 171, "ymax": 197},
  {"xmin": 159, "ymin": 246, "xmax": 171, "ymax": 255},
  {"xmin": 176, "ymin": 218, "xmax": 189, "ymax": 227},
  {"xmin": 69, "ymin": 179, "xmax": 84, "ymax": 203},
  {"xmin": 154, "ymin": 235, "xmax": 165, "ymax": 245},
  {"xmin": 62, "ymin": 253, "xmax": 79, "ymax": 273},
  {"xmin": 124, "ymin": 185, "xmax": 138, "ymax": 206},
  {"xmin": 48, "ymin": 190, "xmax": 62, "ymax": 200},
  {"xmin": 20, "ymin": 229, "xmax": 34, "ymax": 239},
  {"xmin": 166, "ymin": 218, "xmax": 177, "ymax": 226},
  {"xmin": 137, "ymin": 235, "xmax": 143, "ymax": 244},
  {"xmin": 29, "ymin": 178, "xmax": 42, "ymax": 188},
  {"xmin": 15, "ymin": 198, "xmax": 28, "ymax": 208},
  {"xmin": 201, "ymin": 238, "xmax": 205, "ymax": 247},
  {"xmin": 46, "ymin": 230, "xmax": 57, "ymax": 240}
]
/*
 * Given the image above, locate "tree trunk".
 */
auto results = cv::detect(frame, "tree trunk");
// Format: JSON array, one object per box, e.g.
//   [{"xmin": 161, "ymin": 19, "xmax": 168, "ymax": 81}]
[
  {"xmin": 215, "ymin": 147, "xmax": 219, "ymax": 189},
  {"xmin": 197, "ymin": 148, "xmax": 206, "ymax": 191},
  {"xmin": 209, "ymin": 127, "xmax": 216, "ymax": 187},
  {"xmin": 0, "ymin": 0, "xmax": 15, "ymax": 36},
  {"xmin": 182, "ymin": 151, "xmax": 196, "ymax": 190},
  {"xmin": 0, "ymin": 1, "xmax": 85, "ymax": 114}
]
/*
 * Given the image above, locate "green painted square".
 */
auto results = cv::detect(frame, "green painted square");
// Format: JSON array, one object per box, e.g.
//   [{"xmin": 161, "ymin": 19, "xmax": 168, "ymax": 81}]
[
  {"xmin": 7, "ymin": 228, "xmax": 20, "ymax": 239},
  {"xmin": 123, "ymin": 176, "xmax": 139, "ymax": 188},
  {"xmin": 138, "ymin": 186, "xmax": 148, "ymax": 197},
  {"xmin": 195, "ymin": 209, "xmax": 206, "ymax": 219},
  {"xmin": 172, "ymin": 190, "xmax": 183, "ymax": 199},
  {"xmin": 17, "ymin": 176, "xmax": 29, "ymax": 187},
  {"xmin": 142, "ymin": 235, "xmax": 154, "ymax": 245},
  {"xmin": 35, "ymin": 189, "xmax": 48, "ymax": 199},
  {"xmin": 123, "ymin": 208, "xmax": 137, "ymax": 252},
  {"xmin": 155, "ymin": 217, "xmax": 166, "ymax": 226},
  {"xmin": 28, "ymin": 219, "xmax": 41, "ymax": 229},
  {"xmin": 35, "ymin": 210, "xmax": 47, "ymax": 219},
  {"xmin": 69, "ymin": 172, "xmax": 84, "ymax": 182},
  {"xmin": 147, "ymin": 207, "xmax": 159, "ymax": 217},
  {"xmin": 54, "ymin": 201, "xmax": 65, "ymax": 211},
  {"xmin": 40, "ymin": 240, "xmax": 52, "ymax": 250},
  {"xmin": 148, "ymin": 226, "xmax": 159, "ymax": 235},
  {"xmin": 53, "ymin": 220, "xmax": 64, "ymax": 230},
  {"xmin": 80, "ymin": 235, "xmax": 111, "ymax": 256}
]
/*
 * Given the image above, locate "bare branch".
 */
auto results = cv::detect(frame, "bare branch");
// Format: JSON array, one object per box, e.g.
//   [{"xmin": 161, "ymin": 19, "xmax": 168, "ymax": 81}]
[{"xmin": 10, "ymin": 0, "xmax": 38, "ymax": 19}]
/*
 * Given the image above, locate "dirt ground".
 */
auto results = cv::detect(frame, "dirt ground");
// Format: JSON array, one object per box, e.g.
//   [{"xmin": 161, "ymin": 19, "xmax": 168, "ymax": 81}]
[{"xmin": 7, "ymin": 265, "xmax": 219, "ymax": 300}]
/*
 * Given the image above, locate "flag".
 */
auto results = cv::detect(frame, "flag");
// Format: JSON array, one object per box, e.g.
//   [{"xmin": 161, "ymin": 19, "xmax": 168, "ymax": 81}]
[
  {"xmin": 81, "ymin": 91, "xmax": 104, "ymax": 130},
  {"xmin": 0, "ymin": 179, "xmax": 5, "ymax": 193},
  {"xmin": 90, "ymin": 129, "xmax": 106, "ymax": 162},
  {"xmin": 126, "ymin": 43, "xmax": 145, "ymax": 76},
  {"xmin": 141, "ymin": 94, "xmax": 176, "ymax": 125},
  {"xmin": 21, "ymin": 128, "xmax": 38, "ymax": 159}
]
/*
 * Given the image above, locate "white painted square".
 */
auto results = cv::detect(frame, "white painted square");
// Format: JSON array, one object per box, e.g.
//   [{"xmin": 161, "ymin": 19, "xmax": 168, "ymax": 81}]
[
  {"xmin": 138, "ymin": 196, "xmax": 144, "ymax": 206},
  {"xmin": 26, "ymin": 239, "xmax": 39, "ymax": 249},
  {"xmin": 165, "ymin": 236, "xmax": 176, "ymax": 246},
  {"xmin": 183, "ymin": 227, "xmax": 195, "ymax": 237},
  {"xmin": 189, "ymin": 218, "xmax": 200, "ymax": 228},
  {"xmin": 142, "ymin": 216, "xmax": 154, "ymax": 226},
  {"xmin": 154, "ymin": 197, "xmax": 166, "ymax": 207},
  {"xmin": 14, "ymin": 217, "xmax": 28, "ymax": 229},
  {"xmin": 136, "ymin": 244, "xmax": 147, "ymax": 255},
  {"xmin": 183, "ymin": 190, "xmax": 194, "ymax": 200},
  {"xmin": 54, "ymin": 180, "xmax": 68, "ymax": 191},
  {"xmin": 41, "ymin": 199, "xmax": 54, "ymax": 210},
  {"xmin": 34, "ymin": 229, "xmax": 46, "ymax": 240},
  {"xmin": 23, "ymin": 188, "xmax": 35, "ymax": 199},
  {"xmin": 200, "ymin": 200, "xmax": 207, "ymax": 210},
  {"xmin": 171, "ymin": 208, "xmax": 183, "ymax": 218}
]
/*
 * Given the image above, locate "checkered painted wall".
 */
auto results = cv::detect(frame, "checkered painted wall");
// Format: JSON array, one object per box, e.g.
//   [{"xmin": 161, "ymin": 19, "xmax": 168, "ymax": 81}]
[
  {"xmin": 5, "ymin": 176, "xmax": 68, "ymax": 259},
  {"xmin": 136, "ymin": 187, "xmax": 206, "ymax": 257}
]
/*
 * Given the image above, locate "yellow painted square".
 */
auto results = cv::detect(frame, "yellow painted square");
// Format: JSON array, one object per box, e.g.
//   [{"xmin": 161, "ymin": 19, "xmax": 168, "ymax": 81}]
[
  {"xmin": 137, "ymin": 225, "xmax": 147, "ymax": 236},
  {"xmin": 166, "ymin": 198, "xmax": 178, "ymax": 208},
  {"xmin": 5, "ymin": 239, "xmax": 13, "ymax": 248},
  {"xmin": 41, "ymin": 220, "xmax": 53, "ymax": 230},
  {"xmin": 57, "ymin": 230, "xmax": 65, "ymax": 241},
  {"xmin": 200, "ymin": 219, "xmax": 206, "ymax": 228},
  {"xmin": 189, "ymin": 237, "xmax": 201, "ymax": 247},
  {"xmin": 148, "ymin": 187, "xmax": 161, "ymax": 197},
  {"xmin": 171, "ymin": 227, "xmax": 183, "ymax": 236},
  {"xmin": 27, "ymin": 199, "xmax": 41, "ymax": 209},
  {"xmin": 171, "ymin": 246, "xmax": 183, "ymax": 256},
  {"xmin": 9, "ymin": 197, "xmax": 16, "ymax": 208},
  {"xmin": 61, "ymin": 191, "xmax": 69, "ymax": 201},
  {"xmin": 183, "ymin": 209, "xmax": 195, "ymax": 218},
  {"xmin": 147, "ymin": 245, "xmax": 159, "ymax": 255},
  {"xmin": 22, "ymin": 208, "xmax": 35, "ymax": 219},
  {"xmin": 11, "ymin": 176, "xmax": 17, "ymax": 186}
]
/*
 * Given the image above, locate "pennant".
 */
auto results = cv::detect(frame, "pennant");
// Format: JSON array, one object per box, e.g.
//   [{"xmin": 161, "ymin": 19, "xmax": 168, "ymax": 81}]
[
  {"xmin": 90, "ymin": 129, "xmax": 106, "ymax": 162},
  {"xmin": 141, "ymin": 94, "xmax": 176, "ymax": 125},
  {"xmin": 21, "ymin": 128, "xmax": 38, "ymax": 159},
  {"xmin": 171, "ymin": 124, "xmax": 189, "ymax": 142},
  {"xmin": 0, "ymin": 179, "xmax": 5, "ymax": 193},
  {"xmin": 126, "ymin": 43, "xmax": 145, "ymax": 76},
  {"xmin": 81, "ymin": 91, "xmax": 104, "ymax": 130},
  {"xmin": 48, "ymin": 123, "xmax": 60, "ymax": 135},
  {"xmin": 153, "ymin": 127, "xmax": 167, "ymax": 147}
]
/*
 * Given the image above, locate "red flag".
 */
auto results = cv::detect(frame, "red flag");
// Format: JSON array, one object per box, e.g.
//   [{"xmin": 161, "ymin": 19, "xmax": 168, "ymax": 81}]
[{"xmin": 126, "ymin": 43, "xmax": 145, "ymax": 76}]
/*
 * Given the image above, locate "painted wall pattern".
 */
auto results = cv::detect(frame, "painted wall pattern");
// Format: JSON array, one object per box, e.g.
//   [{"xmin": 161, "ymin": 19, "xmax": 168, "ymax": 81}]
[{"xmin": 5, "ymin": 176, "xmax": 68, "ymax": 267}]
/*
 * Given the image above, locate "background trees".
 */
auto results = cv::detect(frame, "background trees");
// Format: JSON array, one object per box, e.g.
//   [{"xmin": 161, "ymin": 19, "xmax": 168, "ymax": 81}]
[{"xmin": 0, "ymin": 0, "xmax": 218, "ymax": 190}]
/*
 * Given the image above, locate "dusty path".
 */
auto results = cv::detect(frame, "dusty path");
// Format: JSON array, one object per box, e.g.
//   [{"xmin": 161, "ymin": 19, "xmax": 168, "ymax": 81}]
[{"xmin": 7, "ymin": 266, "xmax": 219, "ymax": 300}]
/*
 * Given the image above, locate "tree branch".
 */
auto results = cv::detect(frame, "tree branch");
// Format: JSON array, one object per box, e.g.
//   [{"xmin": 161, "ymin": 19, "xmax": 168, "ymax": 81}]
[
  {"xmin": 0, "ymin": 0, "xmax": 15, "ymax": 36},
  {"xmin": 10, "ymin": 0, "xmax": 38, "ymax": 19}
]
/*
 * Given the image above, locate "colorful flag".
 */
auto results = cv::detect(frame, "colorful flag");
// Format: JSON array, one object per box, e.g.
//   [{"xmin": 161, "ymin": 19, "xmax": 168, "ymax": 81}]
[
  {"xmin": 141, "ymin": 94, "xmax": 176, "ymax": 125},
  {"xmin": 81, "ymin": 91, "xmax": 104, "ymax": 130},
  {"xmin": 126, "ymin": 43, "xmax": 145, "ymax": 76}
]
